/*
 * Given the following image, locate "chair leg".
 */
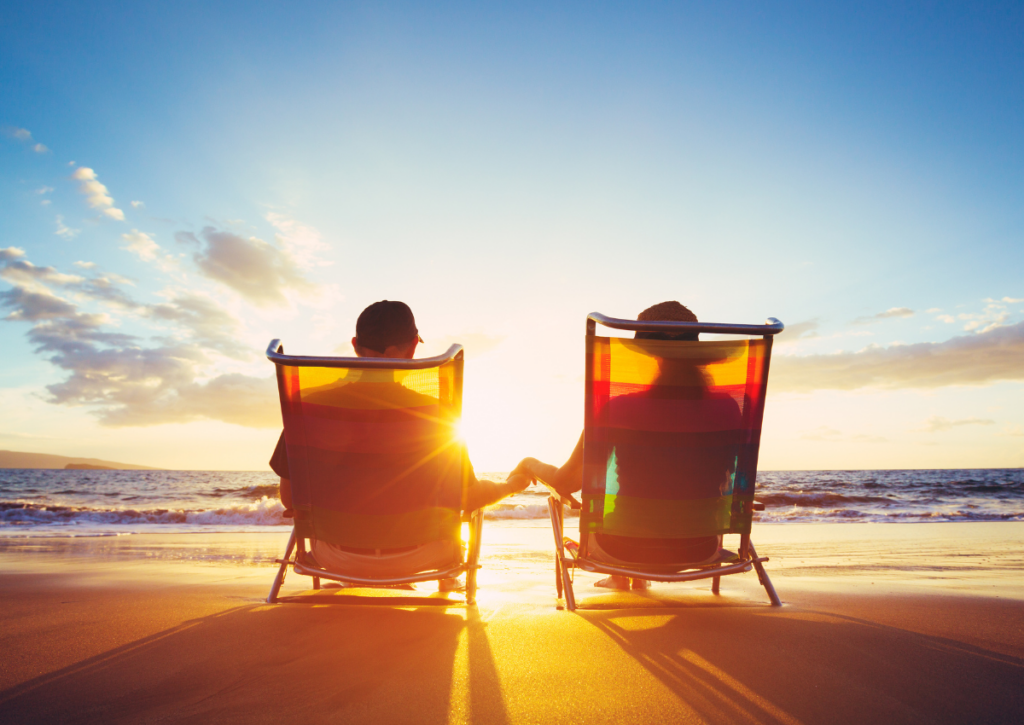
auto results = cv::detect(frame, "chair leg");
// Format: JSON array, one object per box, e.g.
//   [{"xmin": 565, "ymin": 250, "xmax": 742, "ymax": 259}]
[
  {"xmin": 547, "ymin": 497, "xmax": 570, "ymax": 608},
  {"xmin": 561, "ymin": 557, "xmax": 577, "ymax": 611},
  {"xmin": 748, "ymin": 542, "xmax": 781, "ymax": 606},
  {"xmin": 711, "ymin": 574, "xmax": 721, "ymax": 595},
  {"xmin": 267, "ymin": 529, "xmax": 297, "ymax": 604},
  {"xmin": 465, "ymin": 510, "xmax": 483, "ymax": 606}
]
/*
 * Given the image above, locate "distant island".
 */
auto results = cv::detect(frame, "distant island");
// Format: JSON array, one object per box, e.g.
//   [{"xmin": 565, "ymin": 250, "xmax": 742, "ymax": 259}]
[{"xmin": 0, "ymin": 450, "xmax": 158, "ymax": 470}]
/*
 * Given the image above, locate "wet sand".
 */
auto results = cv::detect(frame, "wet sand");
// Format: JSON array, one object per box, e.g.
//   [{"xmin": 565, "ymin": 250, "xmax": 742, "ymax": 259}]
[{"xmin": 1, "ymin": 522, "xmax": 1022, "ymax": 723}]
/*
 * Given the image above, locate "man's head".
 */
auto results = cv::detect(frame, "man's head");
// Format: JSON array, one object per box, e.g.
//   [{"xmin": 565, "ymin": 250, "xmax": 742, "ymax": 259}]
[
  {"xmin": 352, "ymin": 300, "xmax": 423, "ymax": 359},
  {"xmin": 635, "ymin": 301, "xmax": 699, "ymax": 342}
]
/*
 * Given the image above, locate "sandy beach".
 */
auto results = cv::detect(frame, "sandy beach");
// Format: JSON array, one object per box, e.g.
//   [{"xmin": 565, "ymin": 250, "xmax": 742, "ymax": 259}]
[{"xmin": 0, "ymin": 521, "xmax": 1021, "ymax": 724}]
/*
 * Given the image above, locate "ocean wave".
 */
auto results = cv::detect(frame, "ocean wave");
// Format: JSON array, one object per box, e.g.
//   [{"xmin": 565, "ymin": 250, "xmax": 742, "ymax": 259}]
[
  {"xmin": 203, "ymin": 484, "xmax": 281, "ymax": 500},
  {"xmin": 0, "ymin": 497, "xmax": 289, "ymax": 528},
  {"xmin": 483, "ymin": 502, "xmax": 578, "ymax": 520},
  {"xmin": 757, "ymin": 492, "xmax": 895, "ymax": 507}
]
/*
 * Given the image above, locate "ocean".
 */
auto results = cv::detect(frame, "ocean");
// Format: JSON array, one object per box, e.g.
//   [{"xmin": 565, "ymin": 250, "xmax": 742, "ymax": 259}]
[{"xmin": 0, "ymin": 468, "xmax": 1022, "ymax": 537}]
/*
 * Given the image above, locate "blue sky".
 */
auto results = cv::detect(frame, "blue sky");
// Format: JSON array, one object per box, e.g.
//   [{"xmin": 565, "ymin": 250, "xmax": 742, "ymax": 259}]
[{"xmin": 1, "ymin": 2, "xmax": 1022, "ymax": 470}]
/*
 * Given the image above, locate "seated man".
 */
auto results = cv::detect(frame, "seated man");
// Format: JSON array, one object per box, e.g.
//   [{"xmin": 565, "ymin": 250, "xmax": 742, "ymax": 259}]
[
  {"xmin": 512, "ymin": 301, "xmax": 735, "ymax": 591},
  {"xmin": 270, "ymin": 300, "xmax": 530, "ymax": 587}
]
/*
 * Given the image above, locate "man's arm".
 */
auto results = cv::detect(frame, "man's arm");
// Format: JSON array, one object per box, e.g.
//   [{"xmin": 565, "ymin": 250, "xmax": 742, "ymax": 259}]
[{"xmin": 462, "ymin": 471, "xmax": 531, "ymax": 512}]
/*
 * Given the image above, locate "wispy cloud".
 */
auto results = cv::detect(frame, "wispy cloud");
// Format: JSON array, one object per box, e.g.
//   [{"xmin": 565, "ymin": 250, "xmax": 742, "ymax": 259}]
[
  {"xmin": 0, "ymin": 252, "xmax": 84, "ymax": 293},
  {"xmin": 265, "ymin": 212, "xmax": 331, "ymax": 269},
  {"xmin": 1, "ymin": 127, "xmax": 49, "ymax": 153},
  {"xmin": 146, "ymin": 293, "xmax": 248, "ymax": 359},
  {"xmin": 120, "ymin": 229, "xmax": 178, "ymax": 271},
  {"xmin": 853, "ymin": 307, "xmax": 914, "ymax": 325},
  {"xmin": 775, "ymin": 318, "xmax": 820, "ymax": 346},
  {"xmin": 73, "ymin": 261, "xmax": 96, "ymax": 269},
  {"xmin": 933, "ymin": 298, "xmax": 1018, "ymax": 333},
  {"xmin": 3, "ymin": 127, "xmax": 33, "ymax": 141},
  {"xmin": 919, "ymin": 416, "xmax": 995, "ymax": 433},
  {"xmin": 70, "ymin": 167, "xmax": 125, "ymax": 221},
  {"xmin": 771, "ymin": 322, "xmax": 1024, "ymax": 392},
  {"xmin": 192, "ymin": 226, "xmax": 312, "ymax": 306},
  {"xmin": 121, "ymin": 230, "xmax": 160, "ymax": 261},
  {"xmin": 0, "ymin": 249, "xmax": 276, "ymax": 428},
  {"xmin": 130, "ymin": 201, "xmax": 144, "ymax": 208},
  {"xmin": 55, "ymin": 215, "xmax": 80, "ymax": 239}
]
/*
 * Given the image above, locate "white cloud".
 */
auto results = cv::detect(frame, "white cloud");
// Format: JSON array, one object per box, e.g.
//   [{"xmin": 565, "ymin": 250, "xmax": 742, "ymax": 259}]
[
  {"xmin": 4, "ymin": 127, "xmax": 33, "ymax": 141},
  {"xmin": 73, "ymin": 261, "xmax": 96, "ymax": 269},
  {"xmin": 33, "ymin": 143, "xmax": 49, "ymax": 154},
  {"xmin": 0, "ymin": 255, "xmax": 84, "ymax": 292},
  {"xmin": 853, "ymin": 307, "xmax": 914, "ymax": 325},
  {"xmin": 936, "ymin": 314, "xmax": 956, "ymax": 324},
  {"xmin": 40, "ymin": 200, "xmax": 51, "ymax": 207},
  {"xmin": 131, "ymin": 200, "xmax": 144, "ymax": 208},
  {"xmin": 919, "ymin": 416, "xmax": 996, "ymax": 433},
  {"xmin": 36, "ymin": 186, "xmax": 54, "ymax": 195},
  {"xmin": 121, "ymin": 229, "xmax": 160, "ymax": 261},
  {"xmin": 192, "ymin": 226, "xmax": 312, "ymax": 307},
  {"xmin": 55, "ymin": 215, "xmax": 80, "ymax": 240},
  {"xmin": 957, "ymin": 298, "xmax": 1015, "ymax": 333},
  {"xmin": 775, "ymin": 318, "xmax": 820, "ymax": 345},
  {"xmin": 0, "ymin": 250, "xmax": 275, "ymax": 428},
  {"xmin": 771, "ymin": 321, "xmax": 1024, "ymax": 392},
  {"xmin": 145, "ymin": 293, "xmax": 248, "ymax": 359},
  {"xmin": 70, "ymin": 167, "xmax": 125, "ymax": 221},
  {"xmin": 265, "ymin": 212, "xmax": 331, "ymax": 269}
]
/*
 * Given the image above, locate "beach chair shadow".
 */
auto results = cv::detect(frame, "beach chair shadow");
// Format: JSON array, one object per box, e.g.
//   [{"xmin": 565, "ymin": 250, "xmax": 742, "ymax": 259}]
[
  {"xmin": 545, "ymin": 312, "xmax": 784, "ymax": 611},
  {"xmin": 265, "ymin": 340, "xmax": 484, "ymax": 606},
  {"xmin": 0, "ymin": 602, "xmax": 511, "ymax": 723},
  {"xmin": 578, "ymin": 605, "xmax": 1024, "ymax": 723}
]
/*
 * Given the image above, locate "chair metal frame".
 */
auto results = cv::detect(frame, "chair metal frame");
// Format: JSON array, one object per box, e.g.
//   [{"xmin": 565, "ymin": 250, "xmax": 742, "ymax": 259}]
[
  {"xmin": 265, "ymin": 339, "xmax": 484, "ymax": 605},
  {"xmin": 545, "ymin": 313, "xmax": 785, "ymax": 611}
]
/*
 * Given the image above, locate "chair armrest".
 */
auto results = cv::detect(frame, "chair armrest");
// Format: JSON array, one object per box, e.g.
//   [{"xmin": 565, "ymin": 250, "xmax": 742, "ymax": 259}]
[{"xmin": 540, "ymin": 481, "xmax": 581, "ymax": 510}]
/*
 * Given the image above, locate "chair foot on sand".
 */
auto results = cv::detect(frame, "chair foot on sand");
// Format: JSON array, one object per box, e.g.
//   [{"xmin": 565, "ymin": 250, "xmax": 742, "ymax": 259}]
[
  {"xmin": 267, "ymin": 529, "xmax": 297, "ymax": 604},
  {"xmin": 749, "ymin": 542, "xmax": 782, "ymax": 606}
]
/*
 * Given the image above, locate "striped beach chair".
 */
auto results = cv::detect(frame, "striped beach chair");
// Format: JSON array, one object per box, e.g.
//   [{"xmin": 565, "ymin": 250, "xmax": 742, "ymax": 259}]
[
  {"xmin": 545, "ymin": 313, "xmax": 784, "ymax": 610},
  {"xmin": 265, "ymin": 341, "xmax": 484, "ymax": 605}
]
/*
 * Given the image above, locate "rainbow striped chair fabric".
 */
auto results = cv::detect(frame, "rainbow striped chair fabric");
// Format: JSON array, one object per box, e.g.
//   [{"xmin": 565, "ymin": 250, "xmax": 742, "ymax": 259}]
[
  {"xmin": 545, "ymin": 313, "xmax": 784, "ymax": 610},
  {"xmin": 265, "ymin": 341, "xmax": 483, "ymax": 604}
]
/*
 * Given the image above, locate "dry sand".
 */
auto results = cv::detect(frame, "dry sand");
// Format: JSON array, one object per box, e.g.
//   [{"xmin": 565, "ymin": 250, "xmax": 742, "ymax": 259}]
[{"xmin": 1, "ymin": 522, "xmax": 1022, "ymax": 724}]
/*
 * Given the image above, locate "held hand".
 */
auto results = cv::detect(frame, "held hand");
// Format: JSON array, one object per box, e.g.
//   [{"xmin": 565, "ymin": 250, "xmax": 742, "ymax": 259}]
[
  {"xmin": 505, "ymin": 472, "xmax": 532, "ymax": 493},
  {"xmin": 509, "ymin": 457, "xmax": 538, "ymax": 481}
]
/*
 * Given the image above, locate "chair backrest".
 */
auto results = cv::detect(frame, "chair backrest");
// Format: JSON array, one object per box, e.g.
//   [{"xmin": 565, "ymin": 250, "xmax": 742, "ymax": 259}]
[
  {"xmin": 579, "ymin": 314, "xmax": 779, "ymax": 545},
  {"xmin": 269, "ymin": 342, "xmax": 467, "ymax": 550}
]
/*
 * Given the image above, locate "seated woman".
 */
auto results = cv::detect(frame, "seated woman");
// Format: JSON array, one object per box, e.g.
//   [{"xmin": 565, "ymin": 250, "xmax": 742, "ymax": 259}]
[{"xmin": 512, "ymin": 301, "xmax": 737, "ymax": 591}]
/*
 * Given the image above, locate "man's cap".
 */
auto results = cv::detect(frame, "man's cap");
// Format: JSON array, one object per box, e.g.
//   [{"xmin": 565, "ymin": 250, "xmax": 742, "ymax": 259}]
[
  {"xmin": 355, "ymin": 300, "xmax": 423, "ymax": 353},
  {"xmin": 635, "ymin": 301, "xmax": 699, "ymax": 341}
]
